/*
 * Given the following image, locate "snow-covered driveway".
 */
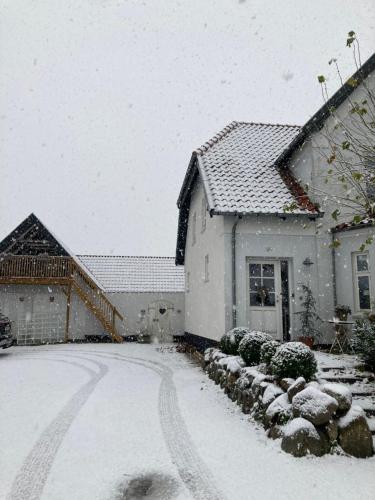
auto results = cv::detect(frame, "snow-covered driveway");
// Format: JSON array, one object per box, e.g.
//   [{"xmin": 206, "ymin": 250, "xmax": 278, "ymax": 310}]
[{"xmin": 0, "ymin": 344, "xmax": 374, "ymax": 500}]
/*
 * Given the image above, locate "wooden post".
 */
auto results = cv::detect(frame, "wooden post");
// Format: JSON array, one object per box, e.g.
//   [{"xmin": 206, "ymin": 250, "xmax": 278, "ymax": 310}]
[{"xmin": 65, "ymin": 283, "xmax": 72, "ymax": 343}]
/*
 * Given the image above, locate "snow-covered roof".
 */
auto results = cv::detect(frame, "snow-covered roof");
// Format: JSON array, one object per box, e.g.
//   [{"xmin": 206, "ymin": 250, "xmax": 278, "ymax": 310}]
[
  {"xmin": 76, "ymin": 255, "xmax": 185, "ymax": 293},
  {"xmin": 178, "ymin": 121, "xmax": 317, "ymax": 216}
]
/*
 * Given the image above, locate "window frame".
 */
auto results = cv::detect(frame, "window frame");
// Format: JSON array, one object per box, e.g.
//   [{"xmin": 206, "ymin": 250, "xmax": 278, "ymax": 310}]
[{"xmin": 352, "ymin": 252, "xmax": 372, "ymax": 312}]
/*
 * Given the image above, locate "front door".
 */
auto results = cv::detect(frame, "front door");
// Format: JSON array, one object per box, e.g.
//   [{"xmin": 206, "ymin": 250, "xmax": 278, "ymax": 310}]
[{"xmin": 248, "ymin": 260, "xmax": 282, "ymax": 340}]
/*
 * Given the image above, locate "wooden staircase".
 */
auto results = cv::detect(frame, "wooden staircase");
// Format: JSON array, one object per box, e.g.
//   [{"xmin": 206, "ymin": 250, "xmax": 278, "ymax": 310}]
[{"xmin": 0, "ymin": 255, "xmax": 123, "ymax": 342}]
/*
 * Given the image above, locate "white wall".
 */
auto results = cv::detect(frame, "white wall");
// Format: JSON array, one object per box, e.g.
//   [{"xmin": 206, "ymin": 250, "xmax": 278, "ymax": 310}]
[
  {"xmin": 105, "ymin": 291, "xmax": 185, "ymax": 336},
  {"xmin": 334, "ymin": 226, "xmax": 375, "ymax": 319},
  {"xmin": 184, "ymin": 178, "xmax": 226, "ymax": 342},
  {"xmin": 224, "ymin": 214, "xmax": 334, "ymax": 342}
]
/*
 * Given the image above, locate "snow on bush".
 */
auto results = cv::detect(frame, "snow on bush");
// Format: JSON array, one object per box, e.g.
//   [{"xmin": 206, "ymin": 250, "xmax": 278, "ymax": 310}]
[
  {"xmin": 260, "ymin": 340, "xmax": 279, "ymax": 365},
  {"xmin": 352, "ymin": 319, "xmax": 375, "ymax": 372},
  {"xmin": 238, "ymin": 331, "xmax": 273, "ymax": 366},
  {"xmin": 270, "ymin": 342, "xmax": 317, "ymax": 381},
  {"xmin": 220, "ymin": 327, "xmax": 250, "ymax": 355}
]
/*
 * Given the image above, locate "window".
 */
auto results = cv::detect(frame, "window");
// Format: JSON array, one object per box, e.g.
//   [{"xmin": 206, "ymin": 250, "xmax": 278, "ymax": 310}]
[
  {"xmin": 353, "ymin": 253, "xmax": 371, "ymax": 311},
  {"xmin": 249, "ymin": 262, "xmax": 276, "ymax": 307},
  {"xmin": 204, "ymin": 254, "xmax": 209, "ymax": 282},
  {"xmin": 192, "ymin": 212, "xmax": 196, "ymax": 246},
  {"xmin": 201, "ymin": 198, "xmax": 207, "ymax": 232}
]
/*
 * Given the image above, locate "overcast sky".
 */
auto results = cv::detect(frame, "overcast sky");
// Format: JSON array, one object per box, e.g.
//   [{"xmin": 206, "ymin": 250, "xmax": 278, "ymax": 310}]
[{"xmin": 1, "ymin": 0, "xmax": 374, "ymax": 256}]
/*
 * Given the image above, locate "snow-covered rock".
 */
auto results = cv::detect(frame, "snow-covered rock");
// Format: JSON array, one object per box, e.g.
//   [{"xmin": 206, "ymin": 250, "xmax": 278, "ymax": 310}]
[
  {"xmin": 218, "ymin": 355, "xmax": 246, "ymax": 374},
  {"xmin": 321, "ymin": 383, "xmax": 352, "ymax": 413},
  {"xmin": 338, "ymin": 406, "xmax": 374, "ymax": 458},
  {"xmin": 262, "ymin": 384, "xmax": 284, "ymax": 408},
  {"xmin": 292, "ymin": 387, "xmax": 338, "ymax": 426},
  {"xmin": 279, "ymin": 378, "xmax": 295, "ymax": 391},
  {"xmin": 265, "ymin": 393, "xmax": 293, "ymax": 426},
  {"xmin": 281, "ymin": 417, "xmax": 329, "ymax": 457},
  {"xmin": 251, "ymin": 374, "xmax": 267, "ymax": 399},
  {"xmin": 287, "ymin": 377, "xmax": 306, "ymax": 402}
]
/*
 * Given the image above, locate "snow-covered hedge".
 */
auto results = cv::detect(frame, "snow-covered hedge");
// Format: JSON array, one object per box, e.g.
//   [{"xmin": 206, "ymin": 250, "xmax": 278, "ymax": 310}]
[
  {"xmin": 270, "ymin": 342, "xmax": 317, "ymax": 381},
  {"xmin": 220, "ymin": 327, "xmax": 250, "ymax": 355},
  {"xmin": 238, "ymin": 331, "xmax": 273, "ymax": 366},
  {"xmin": 260, "ymin": 340, "xmax": 279, "ymax": 365}
]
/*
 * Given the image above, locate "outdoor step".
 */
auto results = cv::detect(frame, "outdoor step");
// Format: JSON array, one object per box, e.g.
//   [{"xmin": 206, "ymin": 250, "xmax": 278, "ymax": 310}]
[{"xmin": 319, "ymin": 375, "xmax": 364, "ymax": 384}]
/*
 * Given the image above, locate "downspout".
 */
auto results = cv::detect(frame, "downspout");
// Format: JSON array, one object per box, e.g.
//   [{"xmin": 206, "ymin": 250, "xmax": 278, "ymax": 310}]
[
  {"xmin": 232, "ymin": 216, "xmax": 240, "ymax": 328},
  {"xmin": 331, "ymin": 231, "xmax": 338, "ymax": 307}
]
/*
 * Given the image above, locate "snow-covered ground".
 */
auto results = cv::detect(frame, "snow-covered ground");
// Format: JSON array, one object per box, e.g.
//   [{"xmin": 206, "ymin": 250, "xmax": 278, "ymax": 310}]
[{"xmin": 1, "ymin": 344, "xmax": 374, "ymax": 500}]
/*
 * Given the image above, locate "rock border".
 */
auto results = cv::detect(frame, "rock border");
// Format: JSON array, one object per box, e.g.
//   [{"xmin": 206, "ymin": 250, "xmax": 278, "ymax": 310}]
[{"xmin": 203, "ymin": 347, "xmax": 374, "ymax": 458}]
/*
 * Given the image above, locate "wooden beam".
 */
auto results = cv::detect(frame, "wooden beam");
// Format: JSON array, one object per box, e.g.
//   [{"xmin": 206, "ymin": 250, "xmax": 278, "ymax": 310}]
[{"xmin": 64, "ymin": 283, "xmax": 72, "ymax": 343}]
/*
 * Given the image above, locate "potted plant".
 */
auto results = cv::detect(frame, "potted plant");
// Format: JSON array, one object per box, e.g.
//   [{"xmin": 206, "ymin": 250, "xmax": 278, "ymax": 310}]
[
  {"xmin": 295, "ymin": 284, "xmax": 322, "ymax": 348},
  {"xmin": 334, "ymin": 304, "xmax": 351, "ymax": 321}
]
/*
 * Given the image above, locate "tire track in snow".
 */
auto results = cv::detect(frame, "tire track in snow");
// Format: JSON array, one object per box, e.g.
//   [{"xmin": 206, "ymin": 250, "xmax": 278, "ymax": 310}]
[
  {"xmin": 8, "ymin": 355, "xmax": 108, "ymax": 500},
  {"xmin": 68, "ymin": 349, "xmax": 225, "ymax": 500}
]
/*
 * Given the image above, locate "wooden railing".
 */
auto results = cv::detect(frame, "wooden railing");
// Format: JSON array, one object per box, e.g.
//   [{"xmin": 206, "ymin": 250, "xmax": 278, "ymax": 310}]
[
  {"xmin": 0, "ymin": 255, "xmax": 73, "ymax": 280},
  {"xmin": 0, "ymin": 255, "xmax": 123, "ymax": 342}
]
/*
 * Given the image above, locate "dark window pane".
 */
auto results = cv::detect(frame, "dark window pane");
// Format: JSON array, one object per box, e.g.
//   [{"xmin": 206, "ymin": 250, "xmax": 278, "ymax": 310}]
[
  {"xmin": 358, "ymin": 276, "xmax": 371, "ymax": 309},
  {"xmin": 357, "ymin": 254, "xmax": 369, "ymax": 272},
  {"xmin": 250, "ymin": 278, "xmax": 260, "ymax": 291},
  {"xmin": 250, "ymin": 292, "xmax": 262, "ymax": 306},
  {"xmin": 262, "ymin": 278, "xmax": 275, "ymax": 292},
  {"xmin": 264, "ymin": 292, "xmax": 275, "ymax": 307},
  {"xmin": 262, "ymin": 264, "xmax": 274, "ymax": 277},
  {"xmin": 250, "ymin": 264, "xmax": 261, "ymax": 277}
]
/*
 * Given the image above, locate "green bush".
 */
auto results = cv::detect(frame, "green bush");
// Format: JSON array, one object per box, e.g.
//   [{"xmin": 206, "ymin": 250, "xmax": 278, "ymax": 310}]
[
  {"xmin": 270, "ymin": 342, "xmax": 317, "ymax": 381},
  {"xmin": 260, "ymin": 340, "xmax": 280, "ymax": 365},
  {"xmin": 238, "ymin": 331, "xmax": 273, "ymax": 366},
  {"xmin": 352, "ymin": 320, "xmax": 375, "ymax": 372},
  {"xmin": 220, "ymin": 327, "xmax": 250, "ymax": 355}
]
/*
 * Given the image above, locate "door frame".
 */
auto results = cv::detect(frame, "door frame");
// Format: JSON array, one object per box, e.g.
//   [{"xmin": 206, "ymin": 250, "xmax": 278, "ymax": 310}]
[{"xmin": 246, "ymin": 257, "xmax": 293, "ymax": 340}]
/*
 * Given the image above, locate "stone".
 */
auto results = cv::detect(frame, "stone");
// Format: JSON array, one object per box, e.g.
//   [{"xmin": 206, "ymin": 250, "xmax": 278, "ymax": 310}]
[
  {"xmin": 267, "ymin": 424, "xmax": 284, "ymax": 440},
  {"xmin": 214, "ymin": 368, "xmax": 225, "ymax": 385},
  {"xmin": 321, "ymin": 383, "xmax": 352, "ymax": 413},
  {"xmin": 241, "ymin": 389, "xmax": 254, "ymax": 414},
  {"xmin": 287, "ymin": 377, "xmax": 306, "ymax": 402},
  {"xmin": 292, "ymin": 387, "xmax": 338, "ymax": 426},
  {"xmin": 338, "ymin": 406, "xmax": 374, "ymax": 458},
  {"xmin": 320, "ymin": 420, "xmax": 338, "ymax": 443},
  {"xmin": 251, "ymin": 374, "xmax": 267, "ymax": 399},
  {"xmin": 279, "ymin": 378, "xmax": 295, "ymax": 391},
  {"xmin": 262, "ymin": 384, "xmax": 284, "ymax": 409},
  {"xmin": 281, "ymin": 417, "xmax": 329, "ymax": 457},
  {"xmin": 265, "ymin": 393, "xmax": 293, "ymax": 426}
]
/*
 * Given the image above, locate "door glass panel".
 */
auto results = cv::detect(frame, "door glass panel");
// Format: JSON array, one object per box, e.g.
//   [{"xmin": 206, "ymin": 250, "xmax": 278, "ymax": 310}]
[
  {"xmin": 250, "ymin": 292, "xmax": 262, "ymax": 306},
  {"xmin": 357, "ymin": 254, "xmax": 369, "ymax": 272},
  {"xmin": 264, "ymin": 292, "xmax": 275, "ymax": 307},
  {"xmin": 250, "ymin": 264, "xmax": 261, "ymax": 277},
  {"xmin": 249, "ymin": 262, "xmax": 276, "ymax": 307},
  {"xmin": 358, "ymin": 276, "xmax": 371, "ymax": 309},
  {"xmin": 262, "ymin": 278, "xmax": 275, "ymax": 292},
  {"xmin": 262, "ymin": 264, "xmax": 274, "ymax": 277},
  {"xmin": 250, "ymin": 278, "xmax": 260, "ymax": 291}
]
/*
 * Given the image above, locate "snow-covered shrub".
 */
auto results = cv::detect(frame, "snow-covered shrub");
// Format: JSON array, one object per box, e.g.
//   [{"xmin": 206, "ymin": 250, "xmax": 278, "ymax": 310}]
[
  {"xmin": 352, "ymin": 320, "xmax": 375, "ymax": 372},
  {"xmin": 238, "ymin": 331, "xmax": 273, "ymax": 366},
  {"xmin": 220, "ymin": 327, "xmax": 250, "ymax": 355},
  {"xmin": 270, "ymin": 342, "xmax": 317, "ymax": 381},
  {"xmin": 260, "ymin": 340, "xmax": 279, "ymax": 365}
]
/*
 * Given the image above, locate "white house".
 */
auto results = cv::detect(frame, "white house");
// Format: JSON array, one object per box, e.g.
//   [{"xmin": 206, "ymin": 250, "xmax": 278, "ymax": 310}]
[
  {"xmin": 0, "ymin": 214, "xmax": 184, "ymax": 345},
  {"xmin": 176, "ymin": 53, "xmax": 375, "ymax": 349}
]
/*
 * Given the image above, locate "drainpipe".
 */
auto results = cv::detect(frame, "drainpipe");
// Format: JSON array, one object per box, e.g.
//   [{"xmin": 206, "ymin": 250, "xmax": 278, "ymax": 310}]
[
  {"xmin": 331, "ymin": 231, "xmax": 338, "ymax": 307},
  {"xmin": 232, "ymin": 216, "xmax": 240, "ymax": 328}
]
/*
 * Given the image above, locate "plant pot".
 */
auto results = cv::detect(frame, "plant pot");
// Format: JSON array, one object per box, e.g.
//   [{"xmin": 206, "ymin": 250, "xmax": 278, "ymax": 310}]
[{"xmin": 299, "ymin": 336, "xmax": 314, "ymax": 348}]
